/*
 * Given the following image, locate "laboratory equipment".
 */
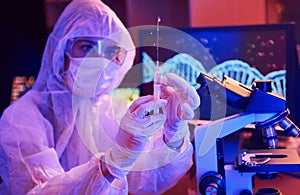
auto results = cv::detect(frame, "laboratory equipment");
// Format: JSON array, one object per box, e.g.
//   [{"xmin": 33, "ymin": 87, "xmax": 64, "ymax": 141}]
[
  {"xmin": 194, "ymin": 72, "xmax": 300, "ymax": 195},
  {"xmin": 153, "ymin": 16, "xmax": 161, "ymax": 114}
]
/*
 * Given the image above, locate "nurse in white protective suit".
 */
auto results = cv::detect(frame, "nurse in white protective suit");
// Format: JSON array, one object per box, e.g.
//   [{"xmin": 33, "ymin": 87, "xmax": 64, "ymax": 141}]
[{"xmin": 0, "ymin": 0, "xmax": 200, "ymax": 194}]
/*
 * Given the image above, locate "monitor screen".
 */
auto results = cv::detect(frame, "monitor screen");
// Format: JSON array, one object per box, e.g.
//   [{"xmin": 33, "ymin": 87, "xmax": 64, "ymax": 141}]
[{"xmin": 136, "ymin": 23, "xmax": 299, "ymax": 125}]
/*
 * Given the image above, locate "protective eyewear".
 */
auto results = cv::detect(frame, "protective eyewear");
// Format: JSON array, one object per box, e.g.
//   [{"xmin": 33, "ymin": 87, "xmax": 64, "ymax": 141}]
[{"xmin": 66, "ymin": 37, "xmax": 127, "ymax": 64}]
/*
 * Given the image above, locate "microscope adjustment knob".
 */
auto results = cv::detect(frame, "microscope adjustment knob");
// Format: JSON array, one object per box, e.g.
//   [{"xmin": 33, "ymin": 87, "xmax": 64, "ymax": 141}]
[
  {"xmin": 199, "ymin": 171, "xmax": 225, "ymax": 195},
  {"xmin": 240, "ymin": 189, "xmax": 252, "ymax": 195}
]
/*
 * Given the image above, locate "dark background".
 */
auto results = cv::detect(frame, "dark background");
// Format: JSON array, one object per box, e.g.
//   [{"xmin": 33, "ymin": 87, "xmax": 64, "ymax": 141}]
[
  {"xmin": 0, "ymin": 0, "xmax": 299, "ymax": 118},
  {"xmin": 0, "ymin": 0, "xmax": 47, "ymax": 115}
]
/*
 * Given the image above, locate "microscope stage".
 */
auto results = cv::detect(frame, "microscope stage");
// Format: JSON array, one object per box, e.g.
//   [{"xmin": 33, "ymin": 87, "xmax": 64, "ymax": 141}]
[{"xmin": 237, "ymin": 148, "xmax": 300, "ymax": 172}]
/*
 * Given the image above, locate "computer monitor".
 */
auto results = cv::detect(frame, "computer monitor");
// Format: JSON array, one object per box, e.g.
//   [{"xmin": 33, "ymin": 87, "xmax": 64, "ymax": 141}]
[{"xmin": 137, "ymin": 23, "xmax": 299, "ymax": 125}]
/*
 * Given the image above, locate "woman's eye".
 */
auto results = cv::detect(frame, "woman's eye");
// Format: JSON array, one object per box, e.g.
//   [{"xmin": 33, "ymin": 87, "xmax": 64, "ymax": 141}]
[
  {"xmin": 105, "ymin": 51, "xmax": 116, "ymax": 59},
  {"xmin": 81, "ymin": 44, "xmax": 94, "ymax": 52},
  {"xmin": 105, "ymin": 47, "xmax": 120, "ymax": 58}
]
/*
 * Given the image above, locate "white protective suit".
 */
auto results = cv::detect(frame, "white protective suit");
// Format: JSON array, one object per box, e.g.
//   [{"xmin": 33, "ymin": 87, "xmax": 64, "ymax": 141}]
[{"xmin": 0, "ymin": 0, "xmax": 194, "ymax": 194}]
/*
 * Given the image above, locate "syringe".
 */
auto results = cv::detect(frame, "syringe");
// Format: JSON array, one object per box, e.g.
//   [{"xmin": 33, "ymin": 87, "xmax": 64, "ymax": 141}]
[{"xmin": 153, "ymin": 16, "xmax": 161, "ymax": 114}]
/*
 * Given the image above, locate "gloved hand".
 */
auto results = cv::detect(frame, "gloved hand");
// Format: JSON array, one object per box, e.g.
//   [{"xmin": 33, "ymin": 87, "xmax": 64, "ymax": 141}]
[
  {"xmin": 104, "ymin": 95, "xmax": 167, "ymax": 179},
  {"xmin": 161, "ymin": 73, "xmax": 200, "ymax": 146}
]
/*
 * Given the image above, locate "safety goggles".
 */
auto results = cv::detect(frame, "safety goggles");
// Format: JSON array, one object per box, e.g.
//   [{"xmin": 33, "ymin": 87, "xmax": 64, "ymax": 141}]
[{"xmin": 66, "ymin": 37, "xmax": 127, "ymax": 65}]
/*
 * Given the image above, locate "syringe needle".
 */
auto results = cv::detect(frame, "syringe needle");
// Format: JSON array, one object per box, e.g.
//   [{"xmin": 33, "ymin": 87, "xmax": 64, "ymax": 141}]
[
  {"xmin": 156, "ymin": 16, "xmax": 161, "ymax": 71},
  {"xmin": 153, "ymin": 16, "xmax": 161, "ymax": 114}
]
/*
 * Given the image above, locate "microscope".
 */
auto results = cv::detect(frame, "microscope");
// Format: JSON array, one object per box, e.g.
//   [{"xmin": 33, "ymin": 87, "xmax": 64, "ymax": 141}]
[{"xmin": 194, "ymin": 72, "xmax": 300, "ymax": 195}]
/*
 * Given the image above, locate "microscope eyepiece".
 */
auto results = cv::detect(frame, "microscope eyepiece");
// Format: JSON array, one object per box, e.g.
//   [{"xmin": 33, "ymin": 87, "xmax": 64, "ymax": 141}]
[{"xmin": 253, "ymin": 80, "xmax": 273, "ymax": 92}]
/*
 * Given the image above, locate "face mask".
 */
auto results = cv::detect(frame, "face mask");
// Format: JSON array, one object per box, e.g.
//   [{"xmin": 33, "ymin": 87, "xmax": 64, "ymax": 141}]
[{"xmin": 63, "ymin": 56, "xmax": 120, "ymax": 98}]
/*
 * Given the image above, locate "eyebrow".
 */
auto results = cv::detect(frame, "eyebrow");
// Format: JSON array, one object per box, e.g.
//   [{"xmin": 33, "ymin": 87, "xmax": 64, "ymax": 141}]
[{"xmin": 76, "ymin": 40, "xmax": 98, "ymax": 45}]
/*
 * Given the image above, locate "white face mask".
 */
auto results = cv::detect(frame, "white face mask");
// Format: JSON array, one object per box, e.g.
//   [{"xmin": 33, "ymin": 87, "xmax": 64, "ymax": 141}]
[{"xmin": 63, "ymin": 56, "xmax": 120, "ymax": 98}]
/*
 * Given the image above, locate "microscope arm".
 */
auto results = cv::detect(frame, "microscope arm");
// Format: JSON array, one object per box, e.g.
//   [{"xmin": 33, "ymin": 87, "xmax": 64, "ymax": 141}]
[{"xmin": 195, "ymin": 72, "xmax": 300, "ymax": 194}]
